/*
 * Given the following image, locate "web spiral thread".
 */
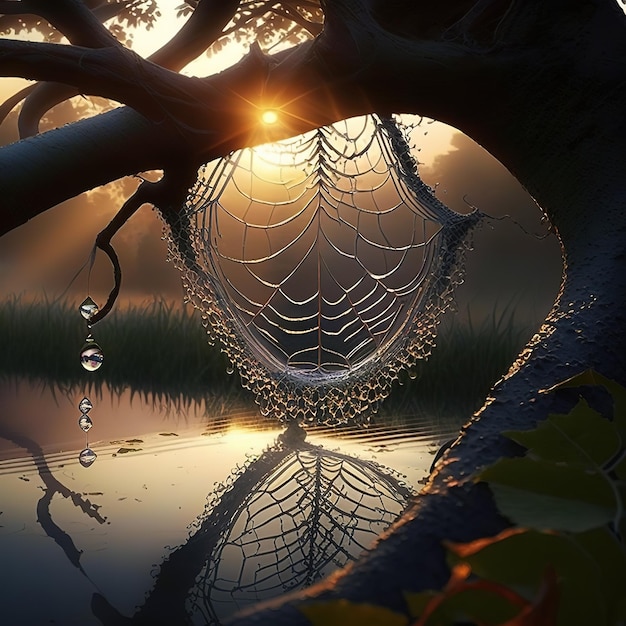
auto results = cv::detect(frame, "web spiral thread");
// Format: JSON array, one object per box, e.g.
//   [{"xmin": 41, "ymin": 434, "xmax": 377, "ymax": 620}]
[{"xmin": 162, "ymin": 115, "xmax": 482, "ymax": 424}]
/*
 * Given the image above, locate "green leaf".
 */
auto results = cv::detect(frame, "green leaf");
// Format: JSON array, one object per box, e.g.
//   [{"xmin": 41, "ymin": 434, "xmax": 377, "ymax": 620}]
[
  {"xmin": 419, "ymin": 588, "xmax": 521, "ymax": 625},
  {"xmin": 615, "ymin": 453, "xmax": 626, "ymax": 480},
  {"xmin": 447, "ymin": 529, "xmax": 607, "ymax": 626},
  {"xmin": 479, "ymin": 457, "xmax": 617, "ymax": 532},
  {"xmin": 544, "ymin": 369, "xmax": 626, "ymax": 430},
  {"xmin": 481, "ymin": 386, "xmax": 626, "ymax": 533},
  {"xmin": 300, "ymin": 600, "xmax": 408, "ymax": 626},
  {"xmin": 404, "ymin": 591, "xmax": 437, "ymax": 619},
  {"xmin": 572, "ymin": 527, "xmax": 626, "ymax": 622},
  {"xmin": 504, "ymin": 399, "xmax": 621, "ymax": 466}
]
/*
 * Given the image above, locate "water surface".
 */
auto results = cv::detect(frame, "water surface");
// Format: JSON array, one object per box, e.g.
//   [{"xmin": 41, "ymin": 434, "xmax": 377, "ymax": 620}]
[{"xmin": 0, "ymin": 381, "xmax": 460, "ymax": 625}]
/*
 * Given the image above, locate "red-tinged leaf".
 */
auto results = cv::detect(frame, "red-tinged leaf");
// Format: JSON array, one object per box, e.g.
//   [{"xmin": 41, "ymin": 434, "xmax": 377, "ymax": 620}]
[
  {"xmin": 411, "ymin": 562, "xmax": 527, "ymax": 626},
  {"xmin": 446, "ymin": 528, "xmax": 527, "ymax": 559},
  {"xmin": 447, "ymin": 529, "xmax": 606, "ymax": 626},
  {"xmin": 501, "ymin": 567, "xmax": 559, "ymax": 626}
]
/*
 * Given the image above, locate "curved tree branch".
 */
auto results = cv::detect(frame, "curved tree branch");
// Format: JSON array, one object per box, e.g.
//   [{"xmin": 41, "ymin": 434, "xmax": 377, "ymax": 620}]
[
  {"xmin": 4, "ymin": 0, "xmax": 317, "ymax": 137},
  {"xmin": 12, "ymin": 0, "xmax": 120, "ymax": 46},
  {"xmin": 0, "ymin": 8, "xmax": 529, "ymax": 236},
  {"xmin": 89, "ymin": 165, "xmax": 199, "ymax": 325},
  {"xmin": 17, "ymin": 82, "xmax": 80, "ymax": 137},
  {"xmin": 12, "ymin": 0, "xmax": 125, "ymax": 137},
  {"xmin": 148, "ymin": 0, "xmax": 242, "ymax": 71},
  {"xmin": 0, "ymin": 81, "xmax": 35, "ymax": 126},
  {"xmin": 0, "ymin": 39, "xmax": 221, "ymax": 126},
  {"xmin": 9, "ymin": 0, "xmax": 242, "ymax": 137},
  {"xmin": 0, "ymin": 0, "xmax": 138, "ymax": 133}
]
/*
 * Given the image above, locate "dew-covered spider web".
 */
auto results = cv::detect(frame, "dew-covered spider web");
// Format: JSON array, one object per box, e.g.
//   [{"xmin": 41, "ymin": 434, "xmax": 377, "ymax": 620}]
[
  {"xmin": 164, "ymin": 115, "xmax": 482, "ymax": 424},
  {"xmin": 185, "ymin": 427, "xmax": 414, "ymax": 625}
]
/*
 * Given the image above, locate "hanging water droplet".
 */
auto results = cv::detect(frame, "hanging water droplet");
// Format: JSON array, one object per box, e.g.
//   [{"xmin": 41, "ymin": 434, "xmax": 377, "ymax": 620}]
[
  {"xmin": 79, "ymin": 447, "xmax": 97, "ymax": 467},
  {"xmin": 78, "ymin": 396, "xmax": 93, "ymax": 413},
  {"xmin": 79, "ymin": 296, "xmax": 99, "ymax": 321},
  {"xmin": 78, "ymin": 414, "xmax": 93, "ymax": 432},
  {"xmin": 80, "ymin": 340, "xmax": 104, "ymax": 372}
]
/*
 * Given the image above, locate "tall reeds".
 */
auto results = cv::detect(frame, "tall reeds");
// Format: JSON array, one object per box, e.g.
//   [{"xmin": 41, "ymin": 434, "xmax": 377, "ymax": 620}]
[{"xmin": 0, "ymin": 296, "xmax": 535, "ymax": 422}]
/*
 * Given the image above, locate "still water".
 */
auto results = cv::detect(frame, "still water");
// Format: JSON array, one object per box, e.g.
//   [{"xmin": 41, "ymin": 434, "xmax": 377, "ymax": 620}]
[{"xmin": 0, "ymin": 381, "xmax": 459, "ymax": 625}]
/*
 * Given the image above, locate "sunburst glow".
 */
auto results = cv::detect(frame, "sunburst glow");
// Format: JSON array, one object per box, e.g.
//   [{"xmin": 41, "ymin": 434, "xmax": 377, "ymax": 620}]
[{"xmin": 261, "ymin": 109, "xmax": 279, "ymax": 125}]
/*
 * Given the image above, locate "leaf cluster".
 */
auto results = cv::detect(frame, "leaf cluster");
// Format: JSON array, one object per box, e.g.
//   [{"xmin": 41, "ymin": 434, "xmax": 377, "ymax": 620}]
[
  {"xmin": 299, "ymin": 370, "xmax": 626, "ymax": 626},
  {"xmin": 0, "ymin": 0, "xmax": 161, "ymax": 45},
  {"xmin": 202, "ymin": 1, "xmax": 323, "ymax": 57}
]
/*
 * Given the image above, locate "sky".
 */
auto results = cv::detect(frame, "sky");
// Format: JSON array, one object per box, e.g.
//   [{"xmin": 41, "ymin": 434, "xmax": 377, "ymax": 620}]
[{"xmin": 0, "ymin": 1, "xmax": 563, "ymax": 328}]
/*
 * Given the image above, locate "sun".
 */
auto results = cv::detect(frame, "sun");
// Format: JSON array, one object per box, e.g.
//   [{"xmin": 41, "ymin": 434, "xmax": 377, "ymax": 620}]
[{"xmin": 261, "ymin": 109, "xmax": 279, "ymax": 125}]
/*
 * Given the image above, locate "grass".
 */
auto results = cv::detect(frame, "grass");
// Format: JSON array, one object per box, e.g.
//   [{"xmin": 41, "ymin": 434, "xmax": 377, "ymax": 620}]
[
  {"xmin": 0, "ymin": 296, "xmax": 537, "ymax": 422},
  {"xmin": 379, "ymin": 305, "xmax": 535, "ymax": 422},
  {"xmin": 0, "ymin": 295, "xmax": 249, "ymax": 413}
]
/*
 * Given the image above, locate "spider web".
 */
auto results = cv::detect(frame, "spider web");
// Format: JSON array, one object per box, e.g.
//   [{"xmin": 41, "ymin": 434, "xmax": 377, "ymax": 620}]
[
  {"xmin": 186, "ymin": 441, "xmax": 414, "ymax": 625},
  {"xmin": 164, "ymin": 115, "xmax": 482, "ymax": 424}
]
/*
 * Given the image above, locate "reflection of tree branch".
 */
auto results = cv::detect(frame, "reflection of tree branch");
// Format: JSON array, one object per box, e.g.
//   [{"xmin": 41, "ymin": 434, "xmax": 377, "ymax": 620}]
[
  {"xmin": 0, "ymin": 427, "xmax": 106, "ymax": 523},
  {"xmin": 0, "ymin": 425, "xmax": 107, "ymax": 589},
  {"xmin": 36, "ymin": 488, "xmax": 88, "ymax": 574}
]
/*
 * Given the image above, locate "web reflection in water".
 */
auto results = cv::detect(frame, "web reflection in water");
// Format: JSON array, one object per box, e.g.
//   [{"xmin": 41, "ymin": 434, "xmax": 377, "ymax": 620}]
[
  {"xmin": 190, "ymin": 422, "xmax": 414, "ymax": 624},
  {"xmin": 92, "ymin": 422, "xmax": 415, "ymax": 625}
]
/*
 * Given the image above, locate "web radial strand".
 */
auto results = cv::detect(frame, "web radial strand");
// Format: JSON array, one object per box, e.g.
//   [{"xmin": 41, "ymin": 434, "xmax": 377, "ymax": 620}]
[{"xmin": 163, "ymin": 114, "xmax": 482, "ymax": 424}]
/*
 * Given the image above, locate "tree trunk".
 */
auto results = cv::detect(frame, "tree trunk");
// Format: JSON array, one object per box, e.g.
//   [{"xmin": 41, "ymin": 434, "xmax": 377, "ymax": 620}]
[{"xmin": 225, "ymin": 2, "xmax": 626, "ymax": 624}]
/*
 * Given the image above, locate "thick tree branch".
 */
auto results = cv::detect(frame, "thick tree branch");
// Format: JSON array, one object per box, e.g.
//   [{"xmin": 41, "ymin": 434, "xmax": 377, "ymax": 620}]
[
  {"xmin": 13, "ymin": 0, "xmax": 120, "ymax": 47},
  {"xmin": 0, "ymin": 39, "xmax": 221, "ymax": 127},
  {"xmin": 0, "ymin": 10, "xmax": 527, "ymax": 236},
  {"xmin": 2, "ymin": 0, "xmax": 315, "ymax": 138},
  {"xmin": 0, "ymin": 0, "xmax": 140, "ymax": 134},
  {"xmin": 148, "ymin": 0, "xmax": 241, "ymax": 71}
]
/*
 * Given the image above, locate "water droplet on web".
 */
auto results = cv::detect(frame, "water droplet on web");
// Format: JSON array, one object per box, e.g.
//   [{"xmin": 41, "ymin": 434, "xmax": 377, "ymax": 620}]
[
  {"xmin": 78, "ymin": 397, "xmax": 93, "ymax": 413},
  {"xmin": 78, "ymin": 415, "xmax": 93, "ymax": 432},
  {"xmin": 80, "ymin": 338, "xmax": 104, "ymax": 372},
  {"xmin": 79, "ymin": 448, "xmax": 97, "ymax": 467},
  {"xmin": 79, "ymin": 297, "xmax": 99, "ymax": 321}
]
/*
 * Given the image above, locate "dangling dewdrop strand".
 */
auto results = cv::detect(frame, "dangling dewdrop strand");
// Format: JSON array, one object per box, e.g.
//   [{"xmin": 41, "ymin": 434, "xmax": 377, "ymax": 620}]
[{"xmin": 77, "ymin": 296, "xmax": 103, "ymax": 467}]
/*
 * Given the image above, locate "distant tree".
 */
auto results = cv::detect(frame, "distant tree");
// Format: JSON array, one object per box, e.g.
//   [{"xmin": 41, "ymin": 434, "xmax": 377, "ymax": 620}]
[{"xmin": 1, "ymin": 1, "xmax": 625, "ymax": 623}]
